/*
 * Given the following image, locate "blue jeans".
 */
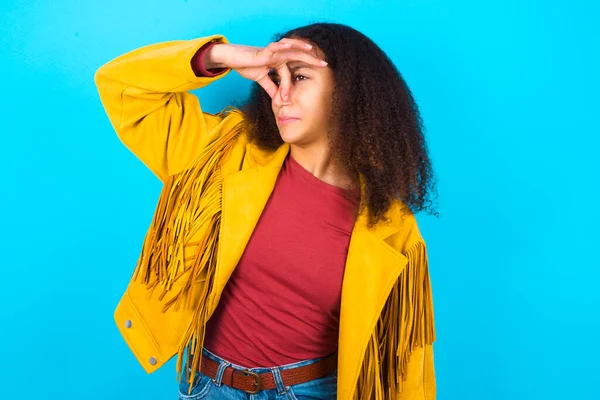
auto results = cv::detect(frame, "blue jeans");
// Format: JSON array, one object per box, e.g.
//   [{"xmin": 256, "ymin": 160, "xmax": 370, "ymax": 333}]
[{"xmin": 177, "ymin": 348, "xmax": 337, "ymax": 400}]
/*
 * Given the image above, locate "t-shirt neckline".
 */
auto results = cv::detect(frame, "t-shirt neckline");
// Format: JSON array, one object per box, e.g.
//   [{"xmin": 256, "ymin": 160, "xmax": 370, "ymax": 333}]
[{"xmin": 287, "ymin": 154, "xmax": 361, "ymax": 199}]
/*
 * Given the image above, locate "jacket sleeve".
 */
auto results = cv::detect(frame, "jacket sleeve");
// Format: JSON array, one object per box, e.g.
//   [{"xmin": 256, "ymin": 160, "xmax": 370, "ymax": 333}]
[{"xmin": 94, "ymin": 35, "xmax": 232, "ymax": 182}]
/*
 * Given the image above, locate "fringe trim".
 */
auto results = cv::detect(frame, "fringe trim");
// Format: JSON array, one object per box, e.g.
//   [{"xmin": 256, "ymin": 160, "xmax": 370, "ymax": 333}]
[
  {"xmin": 355, "ymin": 240, "xmax": 435, "ymax": 399},
  {"xmin": 130, "ymin": 107, "xmax": 244, "ymax": 393}
]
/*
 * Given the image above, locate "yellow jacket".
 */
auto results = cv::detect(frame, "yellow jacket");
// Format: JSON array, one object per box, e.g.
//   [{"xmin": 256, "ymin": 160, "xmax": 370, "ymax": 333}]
[{"xmin": 95, "ymin": 34, "xmax": 436, "ymax": 400}]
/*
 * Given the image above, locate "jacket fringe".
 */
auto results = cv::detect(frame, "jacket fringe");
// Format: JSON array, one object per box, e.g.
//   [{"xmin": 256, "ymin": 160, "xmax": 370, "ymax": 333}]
[
  {"xmin": 129, "ymin": 107, "xmax": 244, "ymax": 393},
  {"xmin": 355, "ymin": 240, "xmax": 435, "ymax": 399}
]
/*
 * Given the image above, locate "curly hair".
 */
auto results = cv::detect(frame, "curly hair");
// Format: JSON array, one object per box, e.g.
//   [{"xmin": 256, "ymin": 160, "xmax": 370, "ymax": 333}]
[{"xmin": 235, "ymin": 22, "xmax": 439, "ymax": 226}]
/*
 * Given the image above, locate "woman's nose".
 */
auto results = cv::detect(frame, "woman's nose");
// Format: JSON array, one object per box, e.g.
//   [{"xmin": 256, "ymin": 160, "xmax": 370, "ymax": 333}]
[
  {"xmin": 273, "ymin": 71, "xmax": 293, "ymax": 107},
  {"xmin": 273, "ymin": 86, "xmax": 292, "ymax": 107}
]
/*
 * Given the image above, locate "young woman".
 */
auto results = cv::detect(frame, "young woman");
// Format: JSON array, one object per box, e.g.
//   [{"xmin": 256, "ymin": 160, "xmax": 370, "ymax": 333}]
[{"xmin": 95, "ymin": 22, "xmax": 438, "ymax": 400}]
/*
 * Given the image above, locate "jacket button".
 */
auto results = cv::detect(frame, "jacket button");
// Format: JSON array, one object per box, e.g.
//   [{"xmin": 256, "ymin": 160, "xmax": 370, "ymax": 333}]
[
  {"xmin": 149, "ymin": 357, "xmax": 157, "ymax": 365},
  {"xmin": 124, "ymin": 320, "xmax": 132, "ymax": 328}
]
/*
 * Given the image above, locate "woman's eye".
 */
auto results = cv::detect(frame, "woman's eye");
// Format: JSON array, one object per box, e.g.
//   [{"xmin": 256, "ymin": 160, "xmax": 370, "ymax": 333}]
[{"xmin": 270, "ymin": 75, "xmax": 306, "ymax": 86}]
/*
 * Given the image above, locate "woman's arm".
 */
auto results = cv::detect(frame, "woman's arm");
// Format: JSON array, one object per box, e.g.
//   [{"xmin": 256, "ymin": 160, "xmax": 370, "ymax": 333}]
[
  {"xmin": 94, "ymin": 35, "xmax": 232, "ymax": 182},
  {"xmin": 94, "ymin": 35, "xmax": 327, "ymax": 181}
]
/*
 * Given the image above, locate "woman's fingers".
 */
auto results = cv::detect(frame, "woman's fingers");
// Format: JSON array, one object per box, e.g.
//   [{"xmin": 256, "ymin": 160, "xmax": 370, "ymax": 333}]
[
  {"xmin": 245, "ymin": 39, "xmax": 327, "ymax": 99},
  {"xmin": 277, "ymin": 63, "xmax": 292, "ymax": 102},
  {"xmin": 276, "ymin": 39, "xmax": 327, "ymax": 67},
  {"xmin": 278, "ymin": 38, "xmax": 314, "ymax": 51},
  {"xmin": 264, "ymin": 38, "xmax": 312, "ymax": 54},
  {"xmin": 276, "ymin": 49, "xmax": 328, "ymax": 68},
  {"xmin": 256, "ymin": 73, "xmax": 278, "ymax": 99},
  {"xmin": 261, "ymin": 40, "xmax": 326, "ymax": 67},
  {"xmin": 254, "ymin": 42, "xmax": 291, "ymax": 66},
  {"xmin": 264, "ymin": 41, "xmax": 292, "ymax": 53}
]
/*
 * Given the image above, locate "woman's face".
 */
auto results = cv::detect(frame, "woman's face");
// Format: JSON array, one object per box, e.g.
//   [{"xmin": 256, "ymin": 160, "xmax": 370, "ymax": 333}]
[{"xmin": 270, "ymin": 47, "xmax": 335, "ymax": 148}]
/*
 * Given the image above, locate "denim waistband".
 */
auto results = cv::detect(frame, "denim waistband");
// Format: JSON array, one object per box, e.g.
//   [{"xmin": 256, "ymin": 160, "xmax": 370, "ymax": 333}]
[{"xmin": 198, "ymin": 347, "xmax": 337, "ymax": 395}]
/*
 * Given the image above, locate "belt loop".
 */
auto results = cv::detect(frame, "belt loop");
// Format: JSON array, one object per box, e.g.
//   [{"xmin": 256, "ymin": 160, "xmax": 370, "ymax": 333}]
[
  {"xmin": 213, "ymin": 360, "xmax": 231, "ymax": 386},
  {"xmin": 271, "ymin": 367, "xmax": 286, "ymax": 395}
]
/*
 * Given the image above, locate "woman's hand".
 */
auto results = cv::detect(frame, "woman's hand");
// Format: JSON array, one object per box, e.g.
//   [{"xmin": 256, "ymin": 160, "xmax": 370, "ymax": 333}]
[{"xmin": 205, "ymin": 39, "xmax": 328, "ymax": 100}]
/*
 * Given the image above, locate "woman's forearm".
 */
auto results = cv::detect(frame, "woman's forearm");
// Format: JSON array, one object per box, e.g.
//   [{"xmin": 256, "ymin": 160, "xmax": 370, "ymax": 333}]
[{"xmin": 203, "ymin": 43, "xmax": 230, "ymax": 70}]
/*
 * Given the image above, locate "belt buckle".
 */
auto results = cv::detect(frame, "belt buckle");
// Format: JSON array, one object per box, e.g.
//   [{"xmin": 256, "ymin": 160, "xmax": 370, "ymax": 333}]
[{"xmin": 240, "ymin": 369, "xmax": 261, "ymax": 394}]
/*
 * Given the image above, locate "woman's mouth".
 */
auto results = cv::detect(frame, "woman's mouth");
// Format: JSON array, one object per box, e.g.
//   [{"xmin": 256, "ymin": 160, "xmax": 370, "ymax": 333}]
[{"xmin": 278, "ymin": 117, "xmax": 300, "ymax": 125}]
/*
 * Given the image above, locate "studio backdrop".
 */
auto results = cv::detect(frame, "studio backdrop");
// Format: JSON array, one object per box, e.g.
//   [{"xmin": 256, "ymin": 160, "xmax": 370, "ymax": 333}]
[{"xmin": 0, "ymin": 0, "xmax": 598, "ymax": 399}]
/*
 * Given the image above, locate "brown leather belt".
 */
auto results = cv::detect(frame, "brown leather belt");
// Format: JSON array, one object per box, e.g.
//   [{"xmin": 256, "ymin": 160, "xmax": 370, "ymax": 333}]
[{"xmin": 200, "ymin": 353, "xmax": 337, "ymax": 394}]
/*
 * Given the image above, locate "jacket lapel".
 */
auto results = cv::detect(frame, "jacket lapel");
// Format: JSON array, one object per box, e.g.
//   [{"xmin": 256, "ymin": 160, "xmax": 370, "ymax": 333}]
[
  {"xmin": 210, "ymin": 144, "xmax": 290, "ymax": 310},
  {"xmin": 336, "ymin": 217, "xmax": 407, "ymax": 399}
]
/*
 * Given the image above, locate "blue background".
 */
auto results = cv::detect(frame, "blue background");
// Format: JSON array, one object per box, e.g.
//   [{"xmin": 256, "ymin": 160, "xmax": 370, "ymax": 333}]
[{"xmin": 1, "ymin": 0, "xmax": 598, "ymax": 398}]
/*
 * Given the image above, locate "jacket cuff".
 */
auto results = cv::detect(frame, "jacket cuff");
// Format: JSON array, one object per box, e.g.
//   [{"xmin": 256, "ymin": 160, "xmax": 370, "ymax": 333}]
[{"xmin": 191, "ymin": 41, "xmax": 228, "ymax": 77}]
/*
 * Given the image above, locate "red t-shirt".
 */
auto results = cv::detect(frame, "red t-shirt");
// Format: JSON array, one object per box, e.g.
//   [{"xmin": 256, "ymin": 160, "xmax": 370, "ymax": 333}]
[
  {"xmin": 203, "ymin": 154, "xmax": 359, "ymax": 367},
  {"xmin": 192, "ymin": 43, "xmax": 360, "ymax": 367}
]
